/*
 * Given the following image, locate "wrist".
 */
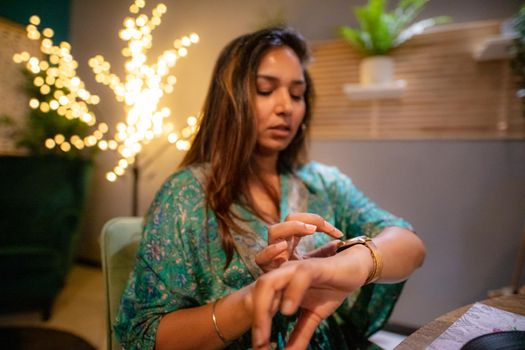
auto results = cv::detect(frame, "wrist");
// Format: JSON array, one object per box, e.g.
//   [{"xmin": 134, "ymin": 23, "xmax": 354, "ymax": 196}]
[
  {"xmin": 214, "ymin": 285, "xmax": 253, "ymax": 342},
  {"xmin": 329, "ymin": 244, "xmax": 374, "ymax": 289},
  {"xmin": 336, "ymin": 236, "xmax": 383, "ymax": 285}
]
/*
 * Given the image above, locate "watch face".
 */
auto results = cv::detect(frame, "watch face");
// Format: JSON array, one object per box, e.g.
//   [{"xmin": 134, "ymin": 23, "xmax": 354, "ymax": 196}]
[{"xmin": 335, "ymin": 236, "xmax": 369, "ymax": 253}]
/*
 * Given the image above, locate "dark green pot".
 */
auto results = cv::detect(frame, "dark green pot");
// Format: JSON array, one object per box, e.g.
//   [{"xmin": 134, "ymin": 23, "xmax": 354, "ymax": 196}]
[{"xmin": 0, "ymin": 155, "xmax": 93, "ymax": 319}]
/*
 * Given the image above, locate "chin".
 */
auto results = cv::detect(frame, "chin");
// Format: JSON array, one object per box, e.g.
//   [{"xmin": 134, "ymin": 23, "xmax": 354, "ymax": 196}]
[{"xmin": 257, "ymin": 140, "xmax": 291, "ymax": 155}]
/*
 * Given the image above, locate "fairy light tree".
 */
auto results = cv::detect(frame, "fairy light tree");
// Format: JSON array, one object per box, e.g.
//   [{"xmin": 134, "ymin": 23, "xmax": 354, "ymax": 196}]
[
  {"xmin": 11, "ymin": 0, "xmax": 199, "ymax": 215},
  {"xmin": 88, "ymin": 0, "xmax": 199, "ymax": 187},
  {"xmin": 87, "ymin": 0, "xmax": 199, "ymax": 214},
  {"xmin": 12, "ymin": 15, "xmax": 109, "ymax": 159}
]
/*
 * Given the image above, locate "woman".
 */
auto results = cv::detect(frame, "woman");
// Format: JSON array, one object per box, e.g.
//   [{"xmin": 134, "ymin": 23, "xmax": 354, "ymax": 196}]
[{"xmin": 114, "ymin": 26, "xmax": 425, "ymax": 350}]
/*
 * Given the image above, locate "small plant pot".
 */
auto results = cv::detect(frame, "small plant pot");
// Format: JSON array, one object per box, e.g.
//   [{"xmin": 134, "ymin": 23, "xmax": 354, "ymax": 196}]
[{"xmin": 359, "ymin": 55, "xmax": 394, "ymax": 85}]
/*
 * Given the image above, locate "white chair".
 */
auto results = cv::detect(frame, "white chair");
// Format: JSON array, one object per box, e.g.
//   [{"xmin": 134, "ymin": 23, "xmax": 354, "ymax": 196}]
[{"xmin": 100, "ymin": 217, "xmax": 143, "ymax": 350}]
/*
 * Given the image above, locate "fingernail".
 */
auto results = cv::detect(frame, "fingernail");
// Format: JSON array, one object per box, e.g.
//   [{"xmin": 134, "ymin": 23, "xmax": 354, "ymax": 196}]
[
  {"xmin": 325, "ymin": 221, "xmax": 343, "ymax": 237},
  {"xmin": 275, "ymin": 240, "xmax": 287, "ymax": 249},
  {"xmin": 305, "ymin": 224, "xmax": 317, "ymax": 233},
  {"xmin": 281, "ymin": 299, "xmax": 295, "ymax": 315}
]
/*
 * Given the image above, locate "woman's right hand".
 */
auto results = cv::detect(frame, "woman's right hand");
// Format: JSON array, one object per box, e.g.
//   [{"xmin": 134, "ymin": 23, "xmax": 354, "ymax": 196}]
[
  {"xmin": 255, "ymin": 213, "xmax": 343, "ymax": 272},
  {"xmin": 248, "ymin": 252, "xmax": 367, "ymax": 350}
]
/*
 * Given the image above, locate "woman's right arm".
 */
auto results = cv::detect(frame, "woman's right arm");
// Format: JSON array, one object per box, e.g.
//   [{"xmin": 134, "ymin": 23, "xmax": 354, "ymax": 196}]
[{"xmin": 156, "ymin": 285, "xmax": 253, "ymax": 350}]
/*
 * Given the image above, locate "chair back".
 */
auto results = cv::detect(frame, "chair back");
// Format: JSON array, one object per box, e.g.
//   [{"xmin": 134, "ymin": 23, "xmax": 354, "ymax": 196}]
[{"xmin": 100, "ymin": 217, "xmax": 143, "ymax": 350}]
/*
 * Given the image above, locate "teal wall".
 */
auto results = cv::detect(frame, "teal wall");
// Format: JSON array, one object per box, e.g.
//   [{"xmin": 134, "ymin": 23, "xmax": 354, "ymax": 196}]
[{"xmin": 0, "ymin": 0, "xmax": 71, "ymax": 43}]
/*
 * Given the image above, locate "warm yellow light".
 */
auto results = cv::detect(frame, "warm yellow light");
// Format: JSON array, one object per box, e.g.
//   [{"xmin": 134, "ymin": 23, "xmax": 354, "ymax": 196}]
[
  {"xmin": 12, "ymin": 54, "xmax": 22, "ymax": 64},
  {"xmin": 45, "ymin": 138, "xmax": 55, "ymax": 149},
  {"xmin": 129, "ymin": 4, "xmax": 139, "ymax": 14},
  {"xmin": 167, "ymin": 75, "xmax": 177, "ymax": 85},
  {"xmin": 45, "ymin": 76, "xmax": 55, "ymax": 85},
  {"xmin": 114, "ymin": 166, "xmax": 125, "ymax": 176},
  {"xmin": 74, "ymin": 141, "xmax": 85, "ymax": 150},
  {"xmin": 40, "ymin": 84, "xmax": 51, "ymax": 95},
  {"xmin": 39, "ymin": 61, "xmax": 49, "ymax": 70},
  {"xmin": 177, "ymin": 47, "xmax": 187, "ymax": 57},
  {"xmin": 29, "ymin": 15, "xmax": 40, "ymax": 25},
  {"xmin": 176, "ymin": 139, "xmax": 190, "ymax": 150},
  {"xmin": 50, "ymin": 100, "xmax": 60, "ymax": 110},
  {"xmin": 106, "ymin": 172, "xmax": 117, "ymax": 182},
  {"xmin": 20, "ymin": 51, "xmax": 30, "ymax": 61},
  {"xmin": 181, "ymin": 36, "xmax": 191, "ymax": 47},
  {"xmin": 157, "ymin": 3, "xmax": 167, "ymax": 13},
  {"xmin": 42, "ymin": 28, "xmax": 54, "ymax": 38},
  {"xmin": 118, "ymin": 159, "xmax": 129, "ymax": 168},
  {"xmin": 34, "ymin": 76, "xmax": 44, "ymax": 86},
  {"xmin": 187, "ymin": 115, "xmax": 197, "ymax": 126},
  {"xmin": 108, "ymin": 140, "xmax": 118, "ymax": 150},
  {"xmin": 29, "ymin": 98, "xmax": 39, "ymax": 109},
  {"xmin": 86, "ymin": 1, "xmax": 198, "ymax": 182},
  {"xmin": 40, "ymin": 102, "xmax": 50, "ymax": 112},
  {"xmin": 85, "ymin": 135, "xmax": 97, "ymax": 146},
  {"xmin": 98, "ymin": 140, "xmax": 108, "ymax": 150},
  {"xmin": 60, "ymin": 142, "xmax": 71, "ymax": 152},
  {"xmin": 71, "ymin": 135, "xmax": 81, "ymax": 144},
  {"xmin": 98, "ymin": 122, "xmax": 109, "ymax": 133},
  {"xmin": 168, "ymin": 133, "xmax": 178, "ymax": 143},
  {"xmin": 58, "ymin": 96, "xmax": 69, "ymax": 105},
  {"xmin": 54, "ymin": 134, "xmax": 65, "ymax": 144},
  {"xmin": 182, "ymin": 127, "xmax": 192, "ymax": 138},
  {"xmin": 190, "ymin": 33, "xmax": 199, "ymax": 43}
]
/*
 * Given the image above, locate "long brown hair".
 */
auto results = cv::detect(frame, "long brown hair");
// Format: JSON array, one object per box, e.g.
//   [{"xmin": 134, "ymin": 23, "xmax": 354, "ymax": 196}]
[{"xmin": 180, "ymin": 26, "xmax": 315, "ymax": 267}]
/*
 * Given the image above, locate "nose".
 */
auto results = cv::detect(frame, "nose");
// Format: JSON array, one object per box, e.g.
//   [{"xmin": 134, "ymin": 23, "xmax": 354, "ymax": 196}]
[{"xmin": 275, "ymin": 88, "xmax": 293, "ymax": 116}]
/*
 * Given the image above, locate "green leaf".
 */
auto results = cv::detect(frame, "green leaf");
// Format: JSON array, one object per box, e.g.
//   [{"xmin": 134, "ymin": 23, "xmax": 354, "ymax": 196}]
[{"xmin": 339, "ymin": 0, "xmax": 451, "ymax": 55}]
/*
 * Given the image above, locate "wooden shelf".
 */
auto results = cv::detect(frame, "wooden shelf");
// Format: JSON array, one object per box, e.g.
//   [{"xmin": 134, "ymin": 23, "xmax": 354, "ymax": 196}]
[
  {"xmin": 473, "ymin": 35, "xmax": 517, "ymax": 61},
  {"xmin": 342, "ymin": 80, "xmax": 406, "ymax": 100}
]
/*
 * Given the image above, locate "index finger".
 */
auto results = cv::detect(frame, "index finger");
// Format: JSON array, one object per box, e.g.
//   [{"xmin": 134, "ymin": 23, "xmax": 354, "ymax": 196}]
[
  {"xmin": 285, "ymin": 213, "xmax": 343, "ymax": 239},
  {"xmin": 252, "ymin": 266, "xmax": 299, "ymax": 349}
]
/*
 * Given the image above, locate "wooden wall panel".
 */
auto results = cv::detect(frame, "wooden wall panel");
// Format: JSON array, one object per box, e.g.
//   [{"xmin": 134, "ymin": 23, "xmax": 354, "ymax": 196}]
[{"xmin": 308, "ymin": 21, "xmax": 525, "ymax": 140}]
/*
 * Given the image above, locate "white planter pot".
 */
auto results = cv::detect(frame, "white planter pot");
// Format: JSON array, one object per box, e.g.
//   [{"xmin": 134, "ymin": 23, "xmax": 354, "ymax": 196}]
[{"xmin": 359, "ymin": 56, "xmax": 394, "ymax": 85}]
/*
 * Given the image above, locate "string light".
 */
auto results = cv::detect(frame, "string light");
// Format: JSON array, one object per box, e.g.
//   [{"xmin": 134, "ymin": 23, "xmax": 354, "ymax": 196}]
[
  {"xmin": 88, "ymin": 0, "xmax": 200, "ymax": 182},
  {"xmin": 13, "ymin": 16, "xmax": 110, "ymax": 156}
]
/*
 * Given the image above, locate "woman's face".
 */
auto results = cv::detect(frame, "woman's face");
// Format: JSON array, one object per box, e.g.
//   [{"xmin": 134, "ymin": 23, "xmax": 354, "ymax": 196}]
[{"xmin": 254, "ymin": 46, "xmax": 306, "ymax": 156}]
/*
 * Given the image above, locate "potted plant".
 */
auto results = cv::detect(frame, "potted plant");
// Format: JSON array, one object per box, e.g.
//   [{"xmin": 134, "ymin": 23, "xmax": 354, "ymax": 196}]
[
  {"xmin": 339, "ymin": 0, "xmax": 451, "ymax": 85},
  {"xmin": 0, "ymin": 17, "xmax": 102, "ymax": 319}
]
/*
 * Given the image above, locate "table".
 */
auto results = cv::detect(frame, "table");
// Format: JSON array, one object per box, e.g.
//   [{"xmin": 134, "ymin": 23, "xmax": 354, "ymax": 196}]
[{"xmin": 395, "ymin": 294, "xmax": 525, "ymax": 349}]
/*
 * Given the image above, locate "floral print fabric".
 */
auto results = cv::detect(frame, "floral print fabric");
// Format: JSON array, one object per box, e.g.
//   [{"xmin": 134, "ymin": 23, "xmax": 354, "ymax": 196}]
[{"xmin": 114, "ymin": 161, "xmax": 413, "ymax": 349}]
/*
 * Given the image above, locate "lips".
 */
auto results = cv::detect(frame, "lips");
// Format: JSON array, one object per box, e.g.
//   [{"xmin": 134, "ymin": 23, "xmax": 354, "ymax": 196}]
[
  {"xmin": 270, "ymin": 124, "xmax": 291, "ymax": 131},
  {"xmin": 268, "ymin": 124, "xmax": 292, "ymax": 137}
]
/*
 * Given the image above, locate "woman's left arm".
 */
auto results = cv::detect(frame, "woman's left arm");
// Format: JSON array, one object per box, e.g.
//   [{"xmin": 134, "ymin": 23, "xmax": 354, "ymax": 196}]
[
  {"xmin": 367, "ymin": 226, "xmax": 425, "ymax": 283},
  {"xmin": 250, "ymin": 227, "xmax": 425, "ymax": 350}
]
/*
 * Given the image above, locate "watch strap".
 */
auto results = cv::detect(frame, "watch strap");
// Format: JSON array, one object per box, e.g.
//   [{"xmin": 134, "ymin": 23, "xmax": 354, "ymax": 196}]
[{"xmin": 335, "ymin": 235, "xmax": 383, "ymax": 284}]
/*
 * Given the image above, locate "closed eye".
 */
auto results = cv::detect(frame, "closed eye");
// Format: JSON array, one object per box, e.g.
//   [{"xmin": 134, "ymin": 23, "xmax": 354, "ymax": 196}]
[{"xmin": 256, "ymin": 89, "xmax": 273, "ymax": 96}]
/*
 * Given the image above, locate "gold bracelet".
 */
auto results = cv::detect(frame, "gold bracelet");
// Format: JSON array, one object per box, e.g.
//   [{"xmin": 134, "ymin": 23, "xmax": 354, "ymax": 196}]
[
  {"xmin": 212, "ymin": 299, "xmax": 232, "ymax": 345},
  {"xmin": 335, "ymin": 235, "xmax": 383, "ymax": 284}
]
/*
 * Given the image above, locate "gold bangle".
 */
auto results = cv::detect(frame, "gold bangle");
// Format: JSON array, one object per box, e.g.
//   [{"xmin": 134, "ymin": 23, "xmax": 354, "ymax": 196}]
[
  {"xmin": 212, "ymin": 299, "xmax": 232, "ymax": 345},
  {"xmin": 335, "ymin": 235, "xmax": 383, "ymax": 284}
]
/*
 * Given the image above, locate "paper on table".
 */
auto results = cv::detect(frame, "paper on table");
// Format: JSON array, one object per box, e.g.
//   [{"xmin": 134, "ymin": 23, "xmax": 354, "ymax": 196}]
[{"xmin": 427, "ymin": 302, "xmax": 525, "ymax": 350}]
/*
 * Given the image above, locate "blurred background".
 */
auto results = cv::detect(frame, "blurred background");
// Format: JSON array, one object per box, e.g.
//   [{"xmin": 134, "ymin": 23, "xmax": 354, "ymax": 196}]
[{"xmin": 0, "ymin": 0, "xmax": 524, "ymax": 343}]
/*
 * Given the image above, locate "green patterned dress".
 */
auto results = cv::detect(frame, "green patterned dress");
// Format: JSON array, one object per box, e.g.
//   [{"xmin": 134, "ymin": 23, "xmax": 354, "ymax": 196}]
[{"xmin": 114, "ymin": 161, "xmax": 413, "ymax": 349}]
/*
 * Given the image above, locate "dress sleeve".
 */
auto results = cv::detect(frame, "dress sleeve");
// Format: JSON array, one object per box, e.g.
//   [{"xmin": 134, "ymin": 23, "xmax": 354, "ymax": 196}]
[
  {"xmin": 113, "ymin": 176, "xmax": 200, "ymax": 350},
  {"xmin": 327, "ymin": 166, "xmax": 413, "ymax": 239}
]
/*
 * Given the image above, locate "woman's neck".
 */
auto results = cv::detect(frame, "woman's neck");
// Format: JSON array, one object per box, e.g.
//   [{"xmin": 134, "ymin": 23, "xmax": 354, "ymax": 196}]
[
  {"xmin": 249, "ymin": 152, "xmax": 281, "ymax": 223},
  {"xmin": 254, "ymin": 153, "xmax": 279, "ymax": 176}
]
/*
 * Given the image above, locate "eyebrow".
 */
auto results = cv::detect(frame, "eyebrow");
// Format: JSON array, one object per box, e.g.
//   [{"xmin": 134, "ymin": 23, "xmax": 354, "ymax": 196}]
[{"xmin": 256, "ymin": 75, "xmax": 306, "ymax": 86}]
